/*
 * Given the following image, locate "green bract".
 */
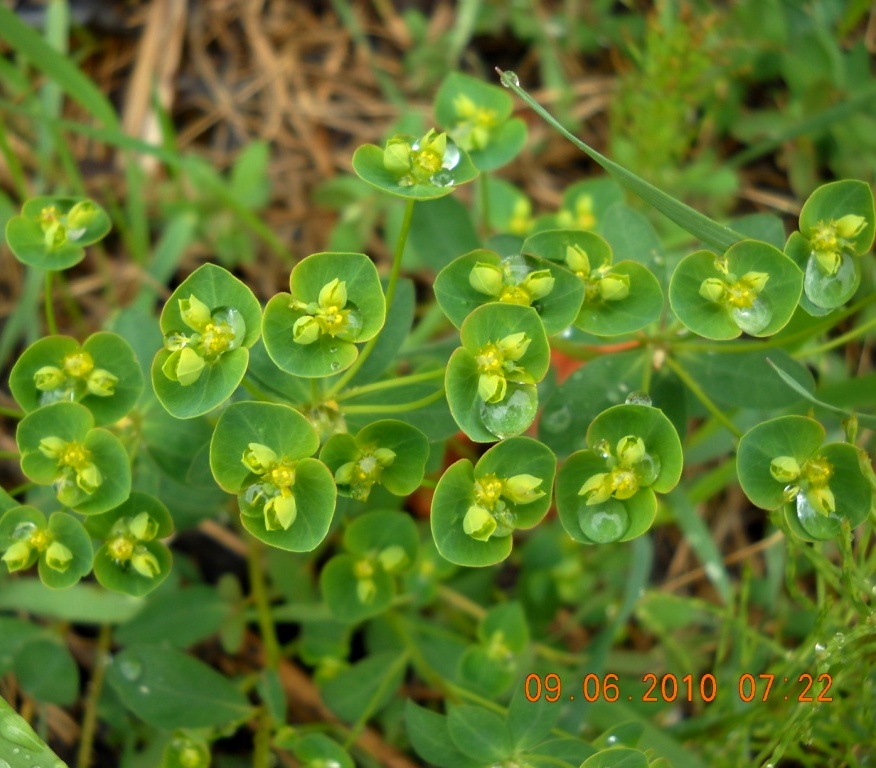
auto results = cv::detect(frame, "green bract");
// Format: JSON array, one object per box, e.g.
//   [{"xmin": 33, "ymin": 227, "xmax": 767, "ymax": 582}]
[
  {"xmin": 669, "ymin": 240, "xmax": 803, "ymax": 339},
  {"xmin": 457, "ymin": 602, "xmax": 529, "ymax": 696},
  {"xmin": 320, "ymin": 510, "xmax": 418, "ymax": 622},
  {"xmin": 783, "ymin": 180, "xmax": 876, "ymax": 312},
  {"xmin": 319, "ymin": 419, "xmax": 429, "ymax": 501},
  {"xmin": 523, "ymin": 229, "xmax": 664, "ymax": 336},
  {"xmin": 153, "ymin": 263, "xmax": 262, "ymax": 418},
  {"xmin": 210, "ymin": 401, "xmax": 336, "ymax": 550},
  {"xmin": 85, "ymin": 493, "xmax": 174, "ymax": 596},
  {"xmin": 736, "ymin": 415, "xmax": 871, "ymax": 541},
  {"xmin": 446, "ymin": 303, "xmax": 550, "ymax": 441},
  {"xmin": 434, "ymin": 72, "xmax": 528, "ymax": 171},
  {"xmin": 0, "ymin": 506, "xmax": 93, "ymax": 589},
  {"xmin": 434, "ymin": 248, "xmax": 584, "ymax": 335},
  {"xmin": 556, "ymin": 404, "xmax": 682, "ymax": 544},
  {"xmin": 5, "ymin": 196, "xmax": 111, "ymax": 269},
  {"xmin": 352, "ymin": 129, "xmax": 479, "ymax": 200},
  {"xmin": 431, "ymin": 437, "xmax": 556, "ymax": 566},
  {"xmin": 9, "ymin": 332, "xmax": 143, "ymax": 425},
  {"xmin": 262, "ymin": 252, "xmax": 386, "ymax": 378},
  {"xmin": 16, "ymin": 401, "xmax": 131, "ymax": 514}
]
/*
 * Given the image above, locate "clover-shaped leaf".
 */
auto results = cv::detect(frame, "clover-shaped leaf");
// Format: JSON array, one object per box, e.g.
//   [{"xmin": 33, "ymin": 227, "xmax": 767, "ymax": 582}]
[
  {"xmin": 434, "ymin": 249, "xmax": 583, "ymax": 335},
  {"xmin": 209, "ymin": 401, "xmax": 336, "ymax": 551},
  {"xmin": 16, "ymin": 401, "xmax": 131, "ymax": 514},
  {"xmin": 523, "ymin": 229, "xmax": 663, "ymax": 336},
  {"xmin": 446, "ymin": 303, "xmax": 550, "ymax": 442},
  {"xmin": 153, "ymin": 263, "xmax": 262, "ymax": 419},
  {"xmin": 669, "ymin": 240, "xmax": 803, "ymax": 340},
  {"xmin": 5, "ymin": 196, "xmax": 111, "ymax": 270},
  {"xmin": 320, "ymin": 420, "xmax": 429, "ymax": 501},
  {"xmin": 10, "ymin": 332, "xmax": 143, "ymax": 425},
  {"xmin": 262, "ymin": 252, "xmax": 386, "ymax": 378},
  {"xmin": 0, "ymin": 506, "xmax": 93, "ymax": 589},
  {"xmin": 434, "ymin": 72, "xmax": 528, "ymax": 172},
  {"xmin": 431, "ymin": 437, "xmax": 556, "ymax": 566},
  {"xmin": 84, "ymin": 492, "xmax": 174, "ymax": 596},
  {"xmin": 321, "ymin": 510, "xmax": 419, "ymax": 622},
  {"xmin": 556, "ymin": 403, "xmax": 682, "ymax": 544},
  {"xmin": 736, "ymin": 415, "xmax": 871, "ymax": 541},
  {"xmin": 352, "ymin": 128, "xmax": 479, "ymax": 200}
]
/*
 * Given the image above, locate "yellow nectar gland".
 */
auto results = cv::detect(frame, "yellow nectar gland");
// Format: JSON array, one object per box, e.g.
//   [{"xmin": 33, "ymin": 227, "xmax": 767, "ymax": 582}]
[
  {"xmin": 723, "ymin": 281, "xmax": 756, "ymax": 310},
  {"xmin": 64, "ymin": 351, "xmax": 95, "ymax": 378},
  {"xmin": 804, "ymin": 456, "xmax": 833, "ymax": 487},
  {"xmin": 267, "ymin": 461, "xmax": 296, "ymax": 489},
  {"xmin": 108, "ymin": 536, "xmax": 135, "ymax": 562},
  {"xmin": 28, "ymin": 528, "xmax": 51, "ymax": 552},
  {"xmin": 60, "ymin": 441, "xmax": 91, "ymax": 471},
  {"xmin": 413, "ymin": 148, "xmax": 443, "ymax": 176},
  {"xmin": 200, "ymin": 321, "xmax": 236, "ymax": 357},
  {"xmin": 474, "ymin": 474, "xmax": 504, "ymax": 509},
  {"xmin": 475, "ymin": 343, "xmax": 504, "ymax": 375},
  {"xmin": 811, "ymin": 221, "xmax": 839, "ymax": 254},
  {"xmin": 320, "ymin": 305, "xmax": 348, "ymax": 335}
]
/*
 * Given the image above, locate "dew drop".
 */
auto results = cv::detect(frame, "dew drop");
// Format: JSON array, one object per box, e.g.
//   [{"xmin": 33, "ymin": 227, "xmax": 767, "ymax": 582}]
[
  {"xmin": 328, "ymin": 346, "xmax": 338, "ymax": 354},
  {"xmin": 0, "ymin": 760, "xmax": 10, "ymax": 768},
  {"xmin": 804, "ymin": 251, "xmax": 859, "ymax": 309},
  {"xmin": 480, "ymin": 384, "xmax": 538, "ymax": 439},
  {"xmin": 606, "ymin": 735, "xmax": 618, "ymax": 745},
  {"xmin": 636, "ymin": 452, "xmax": 661, "ymax": 487},
  {"xmin": 212, "ymin": 306, "xmax": 246, "ymax": 349},
  {"xmin": 499, "ymin": 69, "xmax": 520, "ymax": 87},
  {"xmin": 12, "ymin": 522, "xmax": 37, "ymax": 541},
  {"xmin": 442, "ymin": 141, "xmax": 460, "ymax": 170},
  {"xmin": 163, "ymin": 331, "xmax": 188, "ymax": 351},
  {"xmin": 138, "ymin": 685, "xmax": 151, "ymax": 695},
  {"xmin": 731, "ymin": 294, "xmax": 772, "ymax": 335},
  {"xmin": 578, "ymin": 498, "xmax": 629, "ymax": 543},
  {"xmin": 341, "ymin": 307, "xmax": 364, "ymax": 341},
  {"xmin": 541, "ymin": 404, "xmax": 572, "ymax": 434},
  {"xmin": 240, "ymin": 483, "xmax": 270, "ymax": 518},
  {"xmin": 795, "ymin": 491, "xmax": 842, "ymax": 540},
  {"xmin": 625, "ymin": 391, "xmax": 651, "ymax": 406},
  {"xmin": 118, "ymin": 657, "xmax": 142, "ymax": 682},
  {"xmin": 430, "ymin": 169, "xmax": 455, "ymax": 188},
  {"xmin": 0, "ymin": 714, "xmax": 42, "ymax": 751},
  {"xmin": 38, "ymin": 387, "xmax": 75, "ymax": 406},
  {"xmin": 330, "ymin": 361, "xmax": 341, "ymax": 370}
]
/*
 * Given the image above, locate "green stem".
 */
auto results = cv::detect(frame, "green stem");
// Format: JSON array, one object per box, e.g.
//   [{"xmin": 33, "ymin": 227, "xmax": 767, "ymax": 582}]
[
  {"xmin": 0, "ymin": 450, "xmax": 20, "ymax": 460},
  {"xmin": 497, "ymin": 68, "xmax": 746, "ymax": 251},
  {"xmin": 247, "ymin": 538, "xmax": 281, "ymax": 766},
  {"xmin": 342, "ymin": 651, "xmax": 410, "ymax": 749},
  {"xmin": 335, "ymin": 368, "xmax": 444, "ymax": 402},
  {"xmin": 479, "ymin": 174, "xmax": 491, "ymax": 238},
  {"xmin": 44, "ymin": 271, "xmax": 58, "ymax": 335},
  {"xmin": 340, "ymin": 387, "xmax": 445, "ymax": 415},
  {"xmin": 76, "ymin": 623, "xmax": 112, "ymax": 768},
  {"xmin": 0, "ymin": 405, "xmax": 24, "ymax": 419},
  {"xmin": 247, "ymin": 538, "xmax": 281, "ymax": 670},
  {"xmin": 663, "ymin": 355, "xmax": 743, "ymax": 438},
  {"xmin": 794, "ymin": 315, "xmax": 876, "ymax": 358},
  {"xmin": 326, "ymin": 199, "xmax": 416, "ymax": 400}
]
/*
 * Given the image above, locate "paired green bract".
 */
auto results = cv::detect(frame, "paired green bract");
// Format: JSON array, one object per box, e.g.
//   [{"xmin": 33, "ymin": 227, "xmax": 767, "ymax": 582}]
[{"xmin": 736, "ymin": 415, "xmax": 872, "ymax": 541}]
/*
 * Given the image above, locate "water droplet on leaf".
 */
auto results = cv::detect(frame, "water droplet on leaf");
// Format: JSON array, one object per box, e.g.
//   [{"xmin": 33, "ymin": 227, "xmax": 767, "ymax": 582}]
[
  {"xmin": 625, "ymin": 391, "xmax": 651, "ymax": 406},
  {"xmin": 578, "ymin": 498, "xmax": 629, "ymax": 543},
  {"xmin": 499, "ymin": 70, "xmax": 520, "ymax": 87},
  {"xmin": 341, "ymin": 307, "xmax": 363, "ymax": 341},
  {"xmin": 430, "ymin": 169, "xmax": 455, "ymax": 188},
  {"xmin": 480, "ymin": 383, "xmax": 538, "ymax": 439},
  {"xmin": 118, "ymin": 657, "xmax": 143, "ymax": 682},
  {"xmin": 541, "ymin": 404, "xmax": 572, "ymax": 434},
  {"xmin": 731, "ymin": 294, "xmax": 772, "ymax": 335},
  {"xmin": 795, "ymin": 492, "xmax": 842, "ymax": 539},
  {"xmin": 212, "ymin": 306, "xmax": 246, "ymax": 349},
  {"xmin": 39, "ymin": 387, "xmax": 74, "ymax": 406},
  {"xmin": 636, "ymin": 452, "xmax": 661, "ymax": 487},
  {"xmin": 804, "ymin": 251, "xmax": 859, "ymax": 308},
  {"xmin": 330, "ymin": 361, "xmax": 341, "ymax": 370}
]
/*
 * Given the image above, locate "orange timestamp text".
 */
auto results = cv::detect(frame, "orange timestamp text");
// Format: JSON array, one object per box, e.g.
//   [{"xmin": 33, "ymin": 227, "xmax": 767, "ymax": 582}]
[{"xmin": 524, "ymin": 672, "xmax": 833, "ymax": 704}]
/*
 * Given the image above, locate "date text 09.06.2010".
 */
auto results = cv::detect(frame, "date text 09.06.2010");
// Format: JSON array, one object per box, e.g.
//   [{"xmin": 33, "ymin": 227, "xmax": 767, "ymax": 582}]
[{"xmin": 524, "ymin": 672, "xmax": 833, "ymax": 704}]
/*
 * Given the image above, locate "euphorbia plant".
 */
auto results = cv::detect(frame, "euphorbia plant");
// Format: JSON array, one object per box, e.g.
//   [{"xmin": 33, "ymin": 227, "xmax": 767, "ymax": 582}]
[{"xmin": 1, "ymin": 58, "xmax": 875, "ymax": 768}]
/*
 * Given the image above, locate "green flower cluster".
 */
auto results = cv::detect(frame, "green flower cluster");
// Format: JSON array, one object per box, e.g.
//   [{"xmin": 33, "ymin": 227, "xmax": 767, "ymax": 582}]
[
  {"xmin": 241, "ymin": 442, "xmax": 301, "ymax": 531},
  {"xmin": 463, "ymin": 472, "xmax": 545, "ymax": 542},
  {"xmin": 771, "ymin": 454, "xmax": 836, "ymax": 515},
  {"xmin": 39, "ymin": 436, "xmax": 102, "ymax": 503},
  {"xmin": 35, "ymin": 200, "xmax": 98, "ymax": 249},
  {"xmin": 469, "ymin": 261, "xmax": 554, "ymax": 307},
  {"xmin": 474, "ymin": 332, "xmax": 532, "ymax": 404},
  {"xmin": 162, "ymin": 295, "xmax": 246, "ymax": 386},
  {"xmin": 565, "ymin": 244, "xmax": 630, "ymax": 302},
  {"xmin": 34, "ymin": 349, "xmax": 118, "ymax": 403},
  {"xmin": 104, "ymin": 511, "xmax": 162, "ymax": 579},
  {"xmin": 291, "ymin": 278, "xmax": 361, "ymax": 345},
  {"xmin": 578, "ymin": 436, "xmax": 660, "ymax": 505}
]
